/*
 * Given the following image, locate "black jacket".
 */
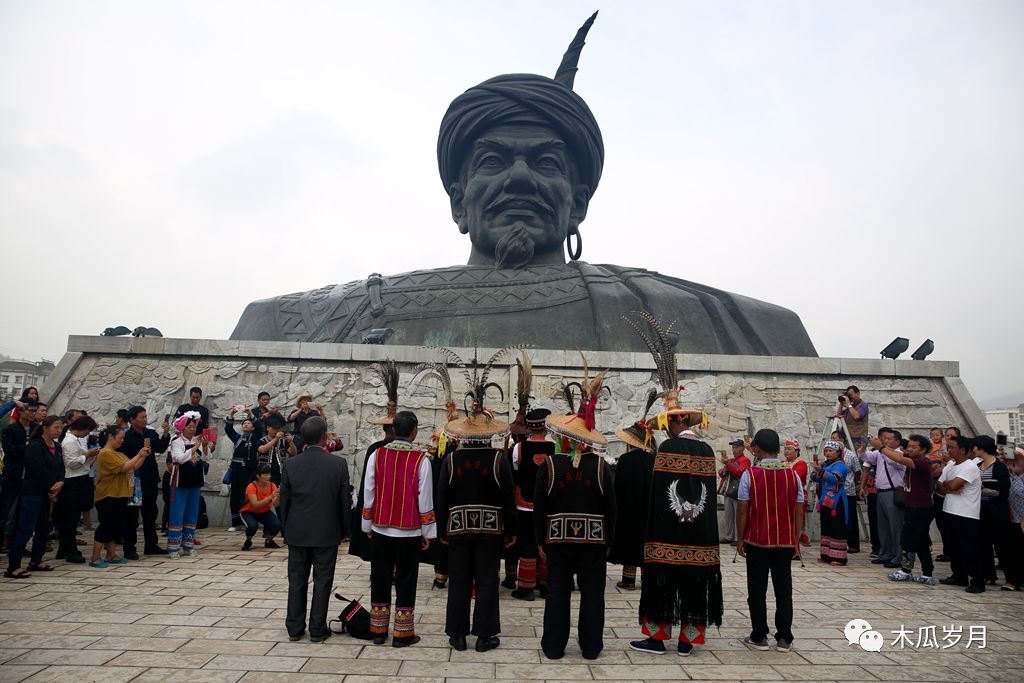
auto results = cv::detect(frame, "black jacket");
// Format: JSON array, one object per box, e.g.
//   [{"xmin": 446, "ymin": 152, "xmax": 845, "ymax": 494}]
[
  {"xmin": 0, "ymin": 420, "xmax": 30, "ymax": 480},
  {"xmin": 119, "ymin": 427, "xmax": 170, "ymax": 486},
  {"xmin": 226, "ymin": 422, "xmax": 260, "ymax": 484},
  {"xmin": 534, "ymin": 451, "xmax": 616, "ymax": 547},
  {"xmin": 280, "ymin": 445, "xmax": 350, "ymax": 547},
  {"xmin": 22, "ymin": 438, "xmax": 66, "ymax": 498},
  {"xmin": 436, "ymin": 446, "xmax": 517, "ymax": 542}
]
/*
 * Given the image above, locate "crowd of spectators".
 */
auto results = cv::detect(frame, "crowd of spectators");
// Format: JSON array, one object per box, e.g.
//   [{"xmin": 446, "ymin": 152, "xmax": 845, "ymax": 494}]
[{"xmin": 0, "ymin": 386, "xmax": 341, "ymax": 576}]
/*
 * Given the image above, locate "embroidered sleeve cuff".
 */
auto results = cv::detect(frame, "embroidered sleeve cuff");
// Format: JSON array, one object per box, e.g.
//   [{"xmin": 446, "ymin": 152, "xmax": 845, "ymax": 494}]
[
  {"xmin": 419, "ymin": 511, "xmax": 436, "ymax": 525},
  {"xmin": 361, "ymin": 508, "xmax": 373, "ymax": 520}
]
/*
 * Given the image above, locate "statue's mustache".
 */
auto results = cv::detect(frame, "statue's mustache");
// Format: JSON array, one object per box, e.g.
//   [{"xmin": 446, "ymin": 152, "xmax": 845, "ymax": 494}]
[{"xmin": 485, "ymin": 194, "xmax": 554, "ymax": 217}]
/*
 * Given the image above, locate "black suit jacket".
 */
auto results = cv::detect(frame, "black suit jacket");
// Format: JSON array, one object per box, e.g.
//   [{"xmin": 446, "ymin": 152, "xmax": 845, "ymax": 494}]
[{"xmin": 279, "ymin": 445, "xmax": 350, "ymax": 547}]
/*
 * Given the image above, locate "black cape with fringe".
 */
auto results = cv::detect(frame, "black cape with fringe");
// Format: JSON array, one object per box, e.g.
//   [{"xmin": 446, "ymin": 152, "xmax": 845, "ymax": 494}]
[{"xmin": 638, "ymin": 435, "xmax": 723, "ymax": 628}]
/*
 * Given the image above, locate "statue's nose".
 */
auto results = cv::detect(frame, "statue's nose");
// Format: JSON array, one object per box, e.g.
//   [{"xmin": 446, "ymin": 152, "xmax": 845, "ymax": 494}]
[{"xmin": 503, "ymin": 158, "xmax": 538, "ymax": 193}]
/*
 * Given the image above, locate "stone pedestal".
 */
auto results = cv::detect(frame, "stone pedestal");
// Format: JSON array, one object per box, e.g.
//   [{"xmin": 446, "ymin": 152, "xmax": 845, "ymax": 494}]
[{"xmin": 42, "ymin": 335, "xmax": 989, "ymax": 531}]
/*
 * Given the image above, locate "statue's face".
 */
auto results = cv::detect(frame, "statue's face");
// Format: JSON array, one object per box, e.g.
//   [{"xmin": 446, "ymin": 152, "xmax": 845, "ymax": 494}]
[{"xmin": 451, "ymin": 124, "xmax": 589, "ymax": 266}]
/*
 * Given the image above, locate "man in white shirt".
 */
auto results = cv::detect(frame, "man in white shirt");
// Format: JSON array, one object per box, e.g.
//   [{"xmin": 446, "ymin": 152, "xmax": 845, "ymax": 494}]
[
  {"xmin": 361, "ymin": 411, "xmax": 436, "ymax": 646},
  {"xmin": 937, "ymin": 434, "xmax": 984, "ymax": 593}
]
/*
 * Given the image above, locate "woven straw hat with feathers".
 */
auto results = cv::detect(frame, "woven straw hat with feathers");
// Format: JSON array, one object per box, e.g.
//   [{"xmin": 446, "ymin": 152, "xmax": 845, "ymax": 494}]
[
  {"xmin": 368, "ymin": 359, "xmax": 400, "ymax": 426},
  {"xmin": 623, "ymin": 311, "xmax": 708, "ymax": 430},
  {"xmin": 432, "ymin": 345, "xmax": 520, "ymax": 443},
  {"xmin": 545, "ymin": 351, "xmax": 609, "ymax": 455},
  {"xmin": 409, "ymin": 357, "xmax": 458, "ymax": 451},
  {"xmin": 615, "ymin": 387, "xmax": 659, "ymax": 452}
]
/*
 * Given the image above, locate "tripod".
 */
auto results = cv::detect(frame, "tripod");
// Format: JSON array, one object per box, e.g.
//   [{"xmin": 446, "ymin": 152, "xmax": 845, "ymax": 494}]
[{"xmin": 812, "ymin": 399, "xmax": 868, "ymax": 543}]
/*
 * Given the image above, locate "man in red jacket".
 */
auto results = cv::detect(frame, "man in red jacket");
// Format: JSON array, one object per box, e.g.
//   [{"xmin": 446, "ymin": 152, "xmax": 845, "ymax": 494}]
[{"xmin": 737, "ymin": 429, "xmax": 805, "ymax": 653}]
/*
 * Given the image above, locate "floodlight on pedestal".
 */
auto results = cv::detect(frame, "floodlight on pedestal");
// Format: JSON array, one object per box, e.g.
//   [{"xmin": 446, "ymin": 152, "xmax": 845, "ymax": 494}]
[
  {"xmin": 911, "ymin": 339, "xmax": 935, "ymax": 360},
  {"xmin": 880, "ymin": 337, "xmax": 909, "ymax": 359}
]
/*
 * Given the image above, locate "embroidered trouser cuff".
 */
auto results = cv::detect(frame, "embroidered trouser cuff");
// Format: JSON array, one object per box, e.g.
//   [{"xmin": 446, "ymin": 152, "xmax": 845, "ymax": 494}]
[
  {"xmin": 370, "ymin": 603, "xmax": 390, "ymax": 636},
  {"xmin": 394, "ymin": 606, "xmax": 415, "ymax": 640},
  {"xmin": 518, "ymin": 558, "xmax": 537, "ymax": 590},
  {"xmin": 642, "ymin": 620, "xmax": 706, "ymax": 644}
]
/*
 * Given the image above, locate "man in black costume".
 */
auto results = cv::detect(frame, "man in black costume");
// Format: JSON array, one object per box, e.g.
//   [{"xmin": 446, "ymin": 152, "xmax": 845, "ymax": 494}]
[
  {"xmin": 625, "ymin": 313, "xmax": 723, "ymax": 657},
  {"xmin": 609, "ymin": 390, "xmax": 659, "ymax": 590},
  {"xmin": 537, "ymin": 361, "xmax": 616, "ymax": 660},
  {"xmin": 510, "ymin": 408, "xmax": 554, "ymax": 600},
  {"xmin": 349, "ymin": 360, "xmax": 400, "ymax": 563},
  {"xmin": 436, "ymin": 405, "xmax": 517, "ymax": 652}
]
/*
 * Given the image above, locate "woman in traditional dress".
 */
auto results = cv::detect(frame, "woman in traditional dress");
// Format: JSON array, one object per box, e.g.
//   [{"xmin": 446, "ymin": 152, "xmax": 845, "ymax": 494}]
[{"xmin": 811, "ymin": 441, "xmax": 849, "ymax": 566}]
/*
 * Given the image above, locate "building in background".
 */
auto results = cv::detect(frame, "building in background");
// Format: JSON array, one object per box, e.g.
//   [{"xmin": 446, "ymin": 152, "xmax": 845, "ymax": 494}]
[
  {"xmin": 0, "ymin": 359, "xmax": 55, "ymax": 402},
  {"xmin": 986, "ymin": 404, "xmax": 1023, "ymax": 444}
]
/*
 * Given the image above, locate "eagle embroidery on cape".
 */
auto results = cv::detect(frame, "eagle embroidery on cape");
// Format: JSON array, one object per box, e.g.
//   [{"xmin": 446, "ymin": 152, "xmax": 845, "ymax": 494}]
[{"xmin": 667, "ymin": 480, "xmax": 706, "ymax": 522}]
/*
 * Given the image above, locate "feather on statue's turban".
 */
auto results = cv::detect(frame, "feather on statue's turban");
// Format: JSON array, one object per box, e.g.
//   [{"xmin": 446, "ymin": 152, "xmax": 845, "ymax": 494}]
[{"xmin": 436, "ymin": 12, "xmax": 605, "ymax": 197}]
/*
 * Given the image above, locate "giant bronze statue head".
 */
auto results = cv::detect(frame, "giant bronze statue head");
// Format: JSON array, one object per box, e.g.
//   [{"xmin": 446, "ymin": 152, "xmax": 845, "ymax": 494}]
[{"xmin": 437, "ymin": 13, "xmax": 604, "ymax": 268}]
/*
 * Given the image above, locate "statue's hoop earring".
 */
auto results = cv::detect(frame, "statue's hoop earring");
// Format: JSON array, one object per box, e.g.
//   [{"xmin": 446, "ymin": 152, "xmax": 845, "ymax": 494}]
[{"xmin": 566, "ymin": 229, "xmax": 583, "ymax": 261}]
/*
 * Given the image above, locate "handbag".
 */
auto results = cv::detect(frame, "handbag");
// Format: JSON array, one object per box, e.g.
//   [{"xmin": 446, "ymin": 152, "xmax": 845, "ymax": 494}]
[
  {"xmin": 882, "ymin": 458, "xmax": 906, "ymax": 508},
  {"xmin": 724, "ymin": 475, "xmax": 741, "ymax": 500}
]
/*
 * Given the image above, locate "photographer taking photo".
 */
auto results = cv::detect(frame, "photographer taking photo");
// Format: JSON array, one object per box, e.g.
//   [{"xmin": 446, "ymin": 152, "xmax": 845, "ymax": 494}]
[{"xmin": 837, "ymin": 386, "xmax": 869, "ymax": 449}]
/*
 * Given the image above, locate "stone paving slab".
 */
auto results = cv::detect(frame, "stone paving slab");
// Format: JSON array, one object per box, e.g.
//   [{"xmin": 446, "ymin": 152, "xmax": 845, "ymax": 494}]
[{"xmin": 0, "ymin": 531, "xmax": 1021, "ymax": 682}]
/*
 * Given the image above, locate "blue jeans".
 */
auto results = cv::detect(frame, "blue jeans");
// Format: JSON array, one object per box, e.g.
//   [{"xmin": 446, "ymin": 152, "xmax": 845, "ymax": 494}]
[
  {"xmin": 7, "ymin": 494, "xmax": 50, "ymax": 571},
  {"xmin": 167, "ymin": 487, "xmax": 201, "ymax": 552}
]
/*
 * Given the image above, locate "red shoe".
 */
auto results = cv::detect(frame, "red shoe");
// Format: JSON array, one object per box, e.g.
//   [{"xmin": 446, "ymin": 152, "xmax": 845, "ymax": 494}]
[{"xmin": 193, "ymin": 539, "xmax": 202, "ymax": 546}]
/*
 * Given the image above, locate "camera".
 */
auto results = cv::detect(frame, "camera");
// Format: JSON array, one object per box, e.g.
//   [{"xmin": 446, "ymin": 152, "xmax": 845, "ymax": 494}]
[{"xmin": 838, "ymin": 394, "xmax": 848, "ymax": 403}]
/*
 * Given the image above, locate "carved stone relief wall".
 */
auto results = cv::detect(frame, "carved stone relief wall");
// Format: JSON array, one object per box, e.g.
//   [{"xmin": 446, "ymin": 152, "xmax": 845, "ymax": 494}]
[{"xmin": 42, "ymin": 342, "xmax": 984, "ymax": 491}]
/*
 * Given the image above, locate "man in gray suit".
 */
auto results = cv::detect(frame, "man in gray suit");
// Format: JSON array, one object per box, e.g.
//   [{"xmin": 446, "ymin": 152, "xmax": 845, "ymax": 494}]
[{"xmin": 280, "ymin": 416, "xmax": 351, "ymax": 642}]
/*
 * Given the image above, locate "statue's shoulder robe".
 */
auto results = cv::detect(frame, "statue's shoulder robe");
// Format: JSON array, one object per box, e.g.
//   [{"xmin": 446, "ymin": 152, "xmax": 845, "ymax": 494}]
[{"xmin": 230, "ymin": 263, "xmax": 816, "ymax": 357}]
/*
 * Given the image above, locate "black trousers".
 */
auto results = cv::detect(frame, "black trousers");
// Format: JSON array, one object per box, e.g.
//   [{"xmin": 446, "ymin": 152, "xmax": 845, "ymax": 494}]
[
  {"xmin": 845, "ymin": 495, "xmax": 860, "ymax": 552},
  {"xmin": 56, "ymin": 475, "xmax": 90, "ymax": 557},
  {"xmin": 229, "ymin": 464, "xmax": 250, "ymax": 526},
  {"xmin": 123, "ymin": 479, "xmax": 159, "ymax": 553},
  {"xmin": 1003, "ymin": 522, "xmax": 1024, "ymax": 587},
  {"xmin": 94, "ymin": 497, "xmax": 130, "ymax": 544},
  {"xmin": 945, "ymin": 513, "xmax": 984, "ymax": 587},
  {"xmin": 446, "ymin": 537, "xmax": 501, "ymax": 638},
  {"xmin": 900, "ymin": 506, "xmax": 934, "ymax": 577},
  {"xmin": 286, "ymin": 545, "xmax": 338, "ymax": 638},
  {"xmin": 371, "ymin": 534, "xmax": 421, "ymax": 639},
  {"xmin": 745, "ymin": 545, "xmax": 794, "ymax": 643},
  {"xmin": 866, "ymin": 492, "xmax": 880, "ymax": 554},
  {"xmin": 979, "ymin": 504, "xmax": 1010, "ymax": 583},
  {"xmin": 541, "ymin": 544, "xmax": 606, "ymax": 659},
  {"xmin": 933, "ymin": 494, "xmax": 949, "ymax": 556}
]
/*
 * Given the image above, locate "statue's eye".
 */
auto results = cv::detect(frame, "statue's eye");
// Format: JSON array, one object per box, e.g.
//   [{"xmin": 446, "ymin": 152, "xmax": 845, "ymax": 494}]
[
  {"xmin": 535, "ymin": 154, "xmax": 565, "ymax": 175},
  {"xmin": 474, "ymin": 153, "xmax": 505, "ymax": 172}
]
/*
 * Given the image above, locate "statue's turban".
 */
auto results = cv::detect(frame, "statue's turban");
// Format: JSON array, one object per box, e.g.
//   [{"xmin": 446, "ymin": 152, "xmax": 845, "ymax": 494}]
[{"xmin": 437, "ymin": 73, "xmax": 605, "ymax": 197}]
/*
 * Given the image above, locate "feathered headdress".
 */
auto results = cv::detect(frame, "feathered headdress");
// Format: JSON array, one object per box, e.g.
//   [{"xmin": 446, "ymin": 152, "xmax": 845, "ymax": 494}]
[
  {"xmin": 510, "ymin": 349, "xmax": 534, "ymax": 436},
  {"xmin": 410, "ymin": 357, "xmax": 459, "ymax": 453},
  {"xmin": 623, "ymin": 311, "xmax": 708, "ymax": 431},
  {"xmin": 545, "ymin": 351, "xmax": 609, "ymax": 463},
  {"xmin": 614, "ymin": 387, "xmax": 659, "ymax": 453},
  {"xmin": 432, "ymin": 345, "xmax": 520, "ymax": 443},
  {"xmin": 368, "ymin": 359, "xmax": 400, "ymax": 426}
]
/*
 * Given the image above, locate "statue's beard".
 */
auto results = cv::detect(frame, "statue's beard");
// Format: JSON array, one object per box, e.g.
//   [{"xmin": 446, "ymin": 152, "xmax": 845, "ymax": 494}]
[{"xmin": 494, "ymin": 223, "xmax": 535, "ymax": 269}]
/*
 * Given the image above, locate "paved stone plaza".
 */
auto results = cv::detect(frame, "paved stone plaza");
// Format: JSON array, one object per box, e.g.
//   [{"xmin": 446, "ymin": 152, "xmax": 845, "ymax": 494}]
[{"xmin": 0, "ymin": 530, "xmax": 1021, "ymax": 683}]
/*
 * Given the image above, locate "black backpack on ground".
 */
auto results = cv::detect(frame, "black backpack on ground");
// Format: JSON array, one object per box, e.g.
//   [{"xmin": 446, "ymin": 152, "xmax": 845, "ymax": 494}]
[{"xmin": 328, "ymin": 593, "xmax": 373, "ymax": 640}]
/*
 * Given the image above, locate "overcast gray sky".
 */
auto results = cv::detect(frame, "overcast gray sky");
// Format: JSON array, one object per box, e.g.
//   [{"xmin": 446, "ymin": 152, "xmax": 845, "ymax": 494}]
[{"xmin": 1, "ymin": 0, "xmax": 1021, "ymax": 403}]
